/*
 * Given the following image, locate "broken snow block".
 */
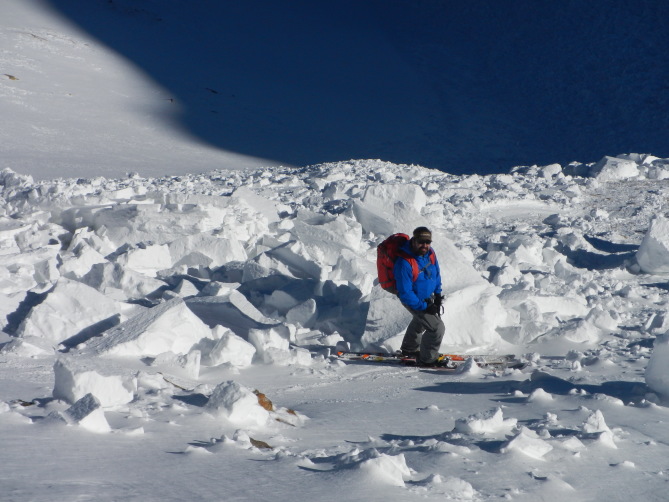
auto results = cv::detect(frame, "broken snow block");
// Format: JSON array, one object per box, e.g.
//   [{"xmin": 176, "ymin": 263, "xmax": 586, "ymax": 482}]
[
  {"xmin": 501, "ymin": 427, "xmax": 553, "ymax": 459},
  {"xmin": 285, "ymin": 299, "xmax": 317, "ymax": 328},
  {"xmin": 1, "ymin": 336, "xmax": 54, "ymax": 356},
  {"xmin": 589, "ymin": 156, "xmax": 639, "ymax": 181},
  {"xmin": 150, "ymin": 350, "xmax": 201, "ymax": 379},
  {"xmin": 204, "ymin": 329, "xmax": 256, "ymax": 368},
  {"xmin": 206, "ymin": 380, "xmax": 270, "ymax": 427},
  {"xmin": 116, "ymin": 244, "xmax": 172, "ymax": 277},
  {"xmin": 57, "ymin": 393, "xmax": 111, "ymax": 433},
  {"xmin": 60, "ymin": 243, "xmax": 107, "ymax": 280},
  {"xmin": 291, "ymin": 347, "xmax": 313, "ymax": 366},
  {"xmin": 53, "ymin": 358, "xmax": 136, "ymax": 407},
  {"xmin": 16, "ymin": 278, "xmax": 120, "ymax": 345},
  {"xmin": 248, "ymin": 326, "xmax": 290, "ymax": 364},
  {"xmin": 453, "ymin": 407, "xmax": 517, "ymax": 434},
  {"xmin": 646, "ymin": 333, "xmax": 669, "ymax": 398},
  {"xmin": 80, "ymin": 261, "xmax": 166, "ymax": 300},
  {"xmin": 636, "ymin": 215, "xmax": 669, "ymax": 274},
  {"xmin": 168, "ymin": 232, "xmax": 247, "ymax": 269},
  {"xmin": 85, "ymin": 297, "xmax": 213, "ymax": 357},
  {"xmin": 581, "ymin": 410, "xmax": 617, "ymax": 448}
]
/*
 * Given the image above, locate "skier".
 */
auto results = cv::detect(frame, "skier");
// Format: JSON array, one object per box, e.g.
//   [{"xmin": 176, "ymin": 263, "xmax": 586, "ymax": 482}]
[{"xmin": 394, "ymin": 227, "xmax": 446, "ymax": 367}]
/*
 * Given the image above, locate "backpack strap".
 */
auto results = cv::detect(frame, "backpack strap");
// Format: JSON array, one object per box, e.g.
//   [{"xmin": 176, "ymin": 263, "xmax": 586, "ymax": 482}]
[
  {"xmin": 397, "ymin": 250, "xmax": 419, "ymax": 282},
  {"xmin": 398, "ymin": 248, "xmax": 436, "ymax": 282}
]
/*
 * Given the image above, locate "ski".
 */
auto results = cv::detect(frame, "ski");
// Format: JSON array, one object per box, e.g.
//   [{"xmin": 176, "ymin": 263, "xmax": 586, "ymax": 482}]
[{"xmin": 335, "ymin": 350, "xmax": 525, "ymax": 370}]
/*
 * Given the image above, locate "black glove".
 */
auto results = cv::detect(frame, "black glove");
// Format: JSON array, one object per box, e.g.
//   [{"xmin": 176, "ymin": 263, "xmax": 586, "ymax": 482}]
[
  {"xmin": 433, "ymin": 294, "xmax": 444, "ymax": 306},
  {"xmin": 425, "ymin": 303, "xmax": 441, "ymax": 315}
]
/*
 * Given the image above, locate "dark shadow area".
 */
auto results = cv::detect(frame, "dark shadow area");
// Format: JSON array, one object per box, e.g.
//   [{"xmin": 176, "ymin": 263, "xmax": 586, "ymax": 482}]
[
  {"xmin": 555, "ymin": 236, "xmax": 637, "ymax": 271},
  {"xmin": 565, "ymin": 250, "xmax": 635, "ymax": 271},
  {"xmin": 45, "ymin": 0, "xmax": 669, "ymax": 174},
  {"xmin": 59, "ymin": 314, "xmax": 122, "ymax": 350},
  {"xmin": 416, "ymin": 370, "xmax": 648, "ymax": 404},
  {"xmin": 377, "ymin": 431, "xmax": 511, "ymax": 455},
  {"xmin": 237, "ymin": 275, "xmax": 368, "ymax": 343},
  {"xmin": 184, "ymin": 296, "xmax": 280, "ymax": 338},
  {"xmin": 643, "ymin": 283, "xmax": 669, "ymax": 292},
  {"xmin": 173, "ymin": 393, "xmax": 209, "ymax": 408},
  {"xmin": 3, "ymin": 290, "xmax": 50, "ymax": 335},
  {"xmin": 583, "ymin": 235, "xmax": 639, "ymax": 254}
]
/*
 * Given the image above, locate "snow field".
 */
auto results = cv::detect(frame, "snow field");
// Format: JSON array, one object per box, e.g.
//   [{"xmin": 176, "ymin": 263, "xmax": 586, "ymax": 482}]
[{"xmin": 4, "ymin": 155, "xmax": 669, "ymax": 499}]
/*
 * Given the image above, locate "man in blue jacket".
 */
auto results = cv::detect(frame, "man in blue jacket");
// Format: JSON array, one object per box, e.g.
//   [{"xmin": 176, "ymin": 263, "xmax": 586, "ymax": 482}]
[{"xmin": 394, "ymin": 227, "xmax": 445, "ymax": 367}]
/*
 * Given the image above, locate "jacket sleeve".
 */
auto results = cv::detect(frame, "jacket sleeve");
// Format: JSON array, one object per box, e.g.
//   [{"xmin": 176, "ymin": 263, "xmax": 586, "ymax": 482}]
[
  {"xmin": 394, "ymin": 258, "xmax": 427, "ymax": 311},
  {"xmin": 434, "ymin": 254, "xmax": 442, "ymax": 295}
]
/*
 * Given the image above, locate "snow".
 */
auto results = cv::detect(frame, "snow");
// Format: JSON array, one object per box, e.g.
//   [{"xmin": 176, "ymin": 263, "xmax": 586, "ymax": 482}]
[
  {"xmin": 4, "ymin": 1, "xmax": 669, "ymax": 501},
  {"xmin": 9, "ymin": 156, "xmax": 669, "ymax": 502}
]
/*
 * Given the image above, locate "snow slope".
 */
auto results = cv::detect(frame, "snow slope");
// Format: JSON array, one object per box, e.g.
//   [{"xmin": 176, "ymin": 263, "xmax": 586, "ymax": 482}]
[
  {"xmin": 0, "ymin": 0, "xmax": 275, "ymax": 180},
  {"xmin": 3, "ymin": 0, "xmax": 669, "ymax": 180}
]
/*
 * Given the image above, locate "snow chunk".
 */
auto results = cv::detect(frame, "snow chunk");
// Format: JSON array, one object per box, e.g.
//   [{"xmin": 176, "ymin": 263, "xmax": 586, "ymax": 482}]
[
  {"xmin": 1, "ymin": 335, "xmax": 56, "ymax": 356},
  {"xmin": 167, "ymin": 232, "xmax": 247, "ymax": 269},
  {"xmin": 59, "ymin": 242, "xmax": 107, "ymax": 281},
  {"xmin": 357, "ymin": 452, "xmax": 412, "ymax": 487},
  {"xmin": 501, "ymin": 427, "xmax": 553, "ymax": 459},
  {"xmin": 53, "ymin": 358, "xmax": 136, "ymax": 407},
  {"xmin": 248, "ymin": 326, "xmax": 290, "ymax": 363},
  {"xmin": 49, "ymin": 393, "xmax": 111, "ymax": 433},
  {"xmin": 204, "ymin": 327, "xmax": 256, "ymax": 368},
  {"xmin": 636, "ymin": 215, "xmax": 669, "ymax": 274},
  {"xmin": 352, "ymin": 184, "xmax": 426, "ymax": 236},
  {"xmin": 645, "ymin": 333, "xmax": 669, "ymax": 398},
  {"xmin": 582, "ymin": 410, "xmax": 617, "ymax": 448},
  {"xmin": 85, "ymin": 297, "xmax": 213, "ymax": 357},
  {"xmin": 589, "ymin": 156, "xmax": 639, "ymax": 180},
  {"xmin": 206, "ymin": 380, "xmax": 270, "ymax": 427},
  {"xmin": 429, "ymin": 476, "xmax": 477, "ymax": 499},
  {"xmin": 150, "ymin": 350, "xmax": 201, "ymax": 379},
  {"xmin": 16, "ymin": 278, "xmax": 120, "ymax": 345},
  {"xmin": 81, "ymin": 261, "xmax": 166, "ymax": 300},
  {"xmin": 117, "ymin": 243, "xmax": 172, "ymax": 277},
  {"xmin": 527, "ymin": 388, "xmax": 554, "ymax": 402},
  {"xmin": 453, "ymin": 407, "xmax": 517, "ymax": 434},
  {"xmin": 285, "ymin": 299, "xmax": 317, "ymax": 328}
]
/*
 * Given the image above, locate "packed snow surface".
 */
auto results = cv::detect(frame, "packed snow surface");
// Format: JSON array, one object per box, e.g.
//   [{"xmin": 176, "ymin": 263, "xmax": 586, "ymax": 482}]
[{"xmin": 5, "ymin": 154, "xmax": 669, "ymax": 501}]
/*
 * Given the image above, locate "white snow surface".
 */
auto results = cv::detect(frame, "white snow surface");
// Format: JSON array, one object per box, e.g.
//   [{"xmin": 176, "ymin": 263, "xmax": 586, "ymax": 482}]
[
  {"xmin": 4, "ymin": 2, "xmax": 669, "ymax": 501},
  {"xmin": 5, "ymin": 154, "xmax": 669, "ymax": 501}
]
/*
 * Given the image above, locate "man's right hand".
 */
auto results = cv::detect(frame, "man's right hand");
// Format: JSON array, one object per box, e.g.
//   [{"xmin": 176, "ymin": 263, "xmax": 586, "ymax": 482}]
[{"xmin": 425, "ymin": 303, "xmax": 440, "ymax": 315}]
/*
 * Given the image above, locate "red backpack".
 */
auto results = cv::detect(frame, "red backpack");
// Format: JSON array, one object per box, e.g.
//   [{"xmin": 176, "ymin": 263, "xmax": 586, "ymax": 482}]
[{"xmin": 377, "ymin": 233, "xmax": 436, "ymax": 293}]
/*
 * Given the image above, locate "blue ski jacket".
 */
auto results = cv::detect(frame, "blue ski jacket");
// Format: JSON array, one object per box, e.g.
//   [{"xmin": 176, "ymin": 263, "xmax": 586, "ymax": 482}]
[{"xmin": 393, "ymin": 240, "xmax": 442, "ymax": 311}]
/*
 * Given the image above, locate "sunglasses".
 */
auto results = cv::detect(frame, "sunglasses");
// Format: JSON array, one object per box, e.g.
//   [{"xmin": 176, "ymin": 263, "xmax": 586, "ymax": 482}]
[{"xmin": 417, "ymin": 239, "xmax": 432, "ymax": 245}]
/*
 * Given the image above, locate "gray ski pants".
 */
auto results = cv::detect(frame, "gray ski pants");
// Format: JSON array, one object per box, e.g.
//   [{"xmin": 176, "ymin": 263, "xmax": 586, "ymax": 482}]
[{"xmin": 399, "ymin": 305, "xmax": 446, "ymax": 363}]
